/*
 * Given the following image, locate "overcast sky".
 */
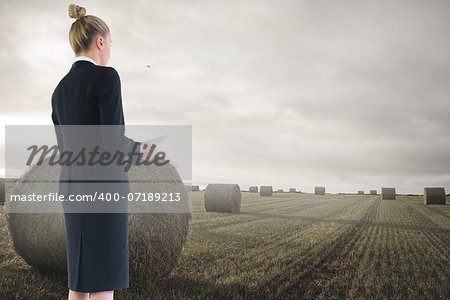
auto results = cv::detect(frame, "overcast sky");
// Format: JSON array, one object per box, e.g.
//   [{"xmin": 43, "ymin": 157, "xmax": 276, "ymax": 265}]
[{"xmin": 1, "ymin": 0, "xmax": 449, "ymax": 193}]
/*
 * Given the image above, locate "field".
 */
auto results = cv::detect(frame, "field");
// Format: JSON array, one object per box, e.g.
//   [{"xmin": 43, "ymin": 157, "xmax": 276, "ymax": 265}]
[{"xmin": 0, "ymin": 192, "xmax": 449, "ymax": 299}]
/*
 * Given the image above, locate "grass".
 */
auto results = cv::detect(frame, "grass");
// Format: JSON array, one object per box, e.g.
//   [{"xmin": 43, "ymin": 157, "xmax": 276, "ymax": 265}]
[{"xmin": 0, "ymin": 193, "xmax": 448, "ymax": 299}]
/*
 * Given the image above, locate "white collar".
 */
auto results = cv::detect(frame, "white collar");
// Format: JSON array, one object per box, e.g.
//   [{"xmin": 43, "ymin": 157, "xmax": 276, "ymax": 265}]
[{"xmin": 75, "ymin": 56, "xmax": 97, "ymax": 65}]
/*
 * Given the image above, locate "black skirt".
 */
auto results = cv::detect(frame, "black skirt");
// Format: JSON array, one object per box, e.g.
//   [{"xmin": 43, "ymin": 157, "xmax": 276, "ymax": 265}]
[{"xmin": 64, "ymin": 211, "xmax": 129, "ymax": 292}]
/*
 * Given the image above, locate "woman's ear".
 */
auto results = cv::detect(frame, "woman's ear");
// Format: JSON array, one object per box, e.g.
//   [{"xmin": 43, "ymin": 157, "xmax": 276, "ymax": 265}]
[{"xmin": 95, "ymin": 36, "xmax": 104, "ymax": 49}]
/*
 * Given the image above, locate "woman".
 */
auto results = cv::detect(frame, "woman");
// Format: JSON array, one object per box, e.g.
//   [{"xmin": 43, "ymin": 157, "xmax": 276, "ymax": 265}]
[{"xmin": 51, "ymin": 4, "xmax": 152, "ymax": 300}]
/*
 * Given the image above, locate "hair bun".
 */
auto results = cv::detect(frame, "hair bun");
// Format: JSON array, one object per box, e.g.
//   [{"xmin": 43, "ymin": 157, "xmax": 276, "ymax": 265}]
[{"xmin": 68, "ymin": 4, "xmax": 86, "ymax": 19}]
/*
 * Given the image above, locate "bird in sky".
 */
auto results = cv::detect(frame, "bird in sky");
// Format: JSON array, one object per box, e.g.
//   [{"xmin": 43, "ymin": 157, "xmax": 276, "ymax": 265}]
[{"xmin": 147, "ymin": 65, "xmax": 151, "ymax": 68}]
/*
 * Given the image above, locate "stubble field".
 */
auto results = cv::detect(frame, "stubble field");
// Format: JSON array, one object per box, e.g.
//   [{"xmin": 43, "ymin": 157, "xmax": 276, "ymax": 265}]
[{"xmin": 0, "ymin": 192, "xmax": 448, "ymax": 299}]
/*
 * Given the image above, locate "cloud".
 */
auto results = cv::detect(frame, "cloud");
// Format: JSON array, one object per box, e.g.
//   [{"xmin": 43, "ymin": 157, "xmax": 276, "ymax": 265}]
[{"xmin": 1, "ymin": 0, "xmax": 449, "ymax": 193}]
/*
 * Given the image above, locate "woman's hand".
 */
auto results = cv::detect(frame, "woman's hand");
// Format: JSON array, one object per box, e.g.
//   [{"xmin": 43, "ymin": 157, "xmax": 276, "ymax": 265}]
[{"xmin": 139, "ymin": 142, "xmax": 156, "ymax": 162}]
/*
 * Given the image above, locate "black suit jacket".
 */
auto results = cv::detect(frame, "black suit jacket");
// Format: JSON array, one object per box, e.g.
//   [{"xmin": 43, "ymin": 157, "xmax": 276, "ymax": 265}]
[{"xmin": 51, "ymin": 60, "xmax": 140, "ymax": 210}]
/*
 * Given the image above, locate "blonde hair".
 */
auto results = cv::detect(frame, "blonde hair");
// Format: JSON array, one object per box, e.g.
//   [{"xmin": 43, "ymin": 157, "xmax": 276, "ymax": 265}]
[{"xmin": 68, "ymin": 4, "xmax": 110, "ymax": 55}]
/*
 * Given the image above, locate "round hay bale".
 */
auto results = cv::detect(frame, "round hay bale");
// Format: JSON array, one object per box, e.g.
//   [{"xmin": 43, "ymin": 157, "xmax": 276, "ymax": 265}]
[
  {"xmin": 260, "ymin": 186, "xmax": 272, "ymax": 196},
  {"xmin": 315, "ymin": 186, "xmax": 325, "ymax": 195},
  {"xmin": 191, "ymin": 185, "xmax": 199, "ymax": 192},
  {"xmin": 424, "ymin": 187, "xmax": 446, "ymax": 205},
  {"xmin": 277, "ymin": 189, "xmax": 283, "ymax": 193},
  {"xmin": 289, "ymin": 188, "xmax": 296, "ymax": 193},
  {"xmin": 127, "ymin": 161, "xmax": 192, "ymax": 284},
  {"xmin": 6, "ymin": 160, "xmax": 65, "ymax": 271},
  {"xmin": 6, "ymin": 156, "xmax": 191, "ymax": 284},
  {"xmin": 249, "ymin": 186, "xmax": 258, "ymax": 193},
  {"xmin": 204, "ymin": 183, "xmax": 241, "ymax": 213},
  {"xmin": 370, "ymin": 190, "xmax": 377, "ymax": 195},
  {"xmin": 381, "ymin": 187, "xmax": 396, "ymax": 200}
]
